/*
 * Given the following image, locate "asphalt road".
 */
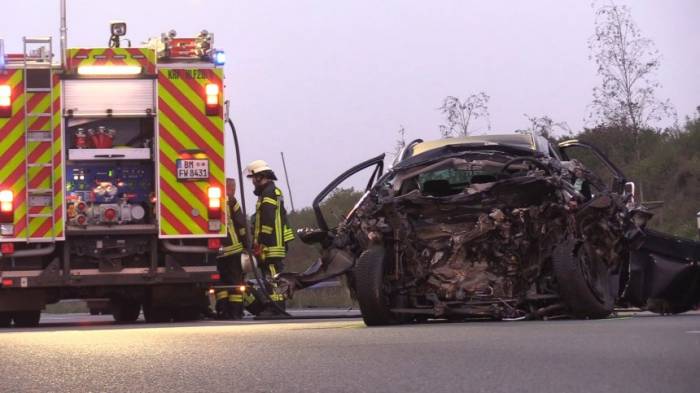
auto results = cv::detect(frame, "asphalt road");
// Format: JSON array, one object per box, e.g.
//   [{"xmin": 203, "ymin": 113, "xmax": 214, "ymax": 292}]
[{"xmin": 1, "ymin": 311, "xmax": 699, "ymax": 393}]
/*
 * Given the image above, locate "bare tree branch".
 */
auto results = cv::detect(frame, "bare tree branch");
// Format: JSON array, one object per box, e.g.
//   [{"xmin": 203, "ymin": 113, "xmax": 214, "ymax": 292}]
[
  {"xmin": 586, "ymin": 2, "xmax": 675, "ymax": 131},
  {"xmin": 438, "ymin": 92, "xmax": 491, "ymax": 137},
  {"xmin": 587, "ymin": 1, "xmax": 678, "ymax": 201},
  {"xmin": 393, "ymin": 125, "xmax": 407, "ymax": 158},
  {"xmin": 516, "ymin": 114, "xmax": 572, "ymax": 141}
]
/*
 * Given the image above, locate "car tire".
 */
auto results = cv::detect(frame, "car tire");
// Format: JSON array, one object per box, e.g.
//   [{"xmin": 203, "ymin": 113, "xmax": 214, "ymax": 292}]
[
  {"xmin": 112, "ymin": 301, "xmax": 141, "ymax": 323},
  {"xmin": 354, "ymin": 245, "xmax": 397, "ymax": 326},
  {"xmin": 12, "ymin": 310, "xmax": 41, "ymax": 327},
  {"xmin": 552, "ymin": 239, "xmax": 615, "ymax": 319},
  {"xmin": 0, "ymin": 312, "xmax": 11, "ymax": 328}
]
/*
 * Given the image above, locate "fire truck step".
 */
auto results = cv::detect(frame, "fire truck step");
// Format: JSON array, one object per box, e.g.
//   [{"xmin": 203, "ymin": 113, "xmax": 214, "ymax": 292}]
[
  {"xmin": 26, "ymin": 238, "xmax": 54, "ymax": 243},
  {"xmin": 26, "ymin": 88, "xmax": 52, "ymax": 93},
  {"xmin": 28, "ymin": 195, "xmax": 52, "ymax": 207},
  {"xmin": 28, "ymin": 163, "xmax": 52, "ymax": 168},
  {"xmin": 26, "ymin": 113, "xmax": 51, "ymax": 118},
  {"xmin": 28, "ymin": 213, "xmax": 53, "ymax": 218},
  {"xmin": 27, "ymin": 131, "xmax": 52, "ymax": 141},
  {"xmin": 28, "ymin": 188, "xmax": 53, "ymax": 194}
]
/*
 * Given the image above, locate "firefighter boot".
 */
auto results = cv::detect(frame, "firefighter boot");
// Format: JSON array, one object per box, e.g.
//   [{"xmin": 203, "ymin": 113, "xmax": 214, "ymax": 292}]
[
  {"xmin": 256, "ymin": 292, "xmax": 287, "ymax": 318},
  {"xmin": 267, "ymin": 263, "xmax": 286, "ymax": 313},
  {"xmin": 228, "ymin": 293, "xmax": 244, "ymax": 320},
  {"xmin": 270, "ymin": 292, "xmax": 286, "ymax": 312},
  {"xmin": 228, "ymin": 302, "xmax": 244, "ymax": 320},
  {"xmin": 215, "ymin": 290, "xmax": 230, "ymax": 319}
]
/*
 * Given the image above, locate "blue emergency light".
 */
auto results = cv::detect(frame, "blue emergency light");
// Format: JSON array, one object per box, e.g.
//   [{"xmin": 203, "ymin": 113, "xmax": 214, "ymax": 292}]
[{"xmin": 213, "ymin": 50, "xmax": 225, "ymax": 66}]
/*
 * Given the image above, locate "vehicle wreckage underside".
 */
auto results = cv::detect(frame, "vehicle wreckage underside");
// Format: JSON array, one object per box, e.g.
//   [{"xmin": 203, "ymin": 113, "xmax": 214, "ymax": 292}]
[
  {"xmin": 344, "ymin": 155, "xmax": 628, "ymax": 320},
  {"xmin": 278, "ymin": 140, "xmax": 700, "ymax": 325}
]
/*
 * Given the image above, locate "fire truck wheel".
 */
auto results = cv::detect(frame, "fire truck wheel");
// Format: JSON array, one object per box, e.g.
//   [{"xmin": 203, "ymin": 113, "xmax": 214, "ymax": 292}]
[
  {"xmin": 0, "ymin": 312, "xmax": 11, "ymax": 328},
  {"xmin": 172, "ymin": 306, "xmax": 201, "ymax": 322},
  {"xmin": 112, "ymin": 301, "xmax": 141, "ymax": 323},
  {"xmin": 144, "ymin": 304, "xmax": 172, "ymax": 323},
  {"xmin": 12, "ymin": 310, "xmax": 41, "ymax": 327}
]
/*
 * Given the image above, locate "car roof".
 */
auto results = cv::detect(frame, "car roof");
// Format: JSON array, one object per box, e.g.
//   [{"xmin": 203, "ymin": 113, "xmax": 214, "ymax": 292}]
[
  {"xmin": 392, "ymin": 133, "xmax": 543, "ymax": 171},
  {"xmin": 408, "ymin": 134, "xmax": 537, "ymax": 158}
]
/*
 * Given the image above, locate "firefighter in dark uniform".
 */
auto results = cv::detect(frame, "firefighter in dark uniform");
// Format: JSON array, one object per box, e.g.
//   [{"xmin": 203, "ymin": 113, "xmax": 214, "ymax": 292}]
[
  {"xmin": 245, "ymin": 160, "xmax": 295, "ymax": 315},
  {"xmin": 215, "ymin": 178, "xmax": 249, "ymax": 320}
]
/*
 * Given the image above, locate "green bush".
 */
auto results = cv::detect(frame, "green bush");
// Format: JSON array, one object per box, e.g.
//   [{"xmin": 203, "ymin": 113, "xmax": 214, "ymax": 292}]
[{"xmin": 574, "ymin": 109, "xmax": 700, "ymax": 238}]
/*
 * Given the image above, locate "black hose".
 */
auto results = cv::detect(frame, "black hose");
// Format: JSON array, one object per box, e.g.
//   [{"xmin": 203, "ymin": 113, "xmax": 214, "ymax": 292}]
[
  {"xmin": 226, "ymin": 118, "xmax": 291, "ymax": 317},
  {"xmin": 227, "ymin": 118, "xmax": 248, "ymax": 218}
]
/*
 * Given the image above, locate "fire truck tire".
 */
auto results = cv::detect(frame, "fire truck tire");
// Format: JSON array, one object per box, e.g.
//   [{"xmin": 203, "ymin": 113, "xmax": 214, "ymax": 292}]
[
  {"xmin": 12, "ymin": 310, "xmax": 41, "ymax": 327},
  {"xmin": 143, "ymin": 304, "xmax": 172, "ymax": 323},
  {"xmin": 244, "ymin": 301, "xmax": 264, "ymax": 317},
  {"xmin": 172, "ymin": 306, "xmax": 201, "ymax": 322},
  {"xmin": 0, "ymin": 312, "xmax": 11, "ymax": 328},
  {"xmin": 112, "ymin": 302, "xmax": 141, "ymax": 323}
]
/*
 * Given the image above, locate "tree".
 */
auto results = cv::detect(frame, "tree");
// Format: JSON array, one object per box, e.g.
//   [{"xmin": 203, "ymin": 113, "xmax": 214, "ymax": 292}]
[
  {"xmin": 517, "ymin": 114, "xmax": 572, "ymax": 141},
  {"xmin": 439, "ymin": 92, "xmax": 491, "ymax": 137},
  {"xmin": 587, "ymin": 2, "xmax": 676, "ymax": 200},
  {"xmin": 587, "ymin": 2, "xmax": 675, "ymax": 131}
]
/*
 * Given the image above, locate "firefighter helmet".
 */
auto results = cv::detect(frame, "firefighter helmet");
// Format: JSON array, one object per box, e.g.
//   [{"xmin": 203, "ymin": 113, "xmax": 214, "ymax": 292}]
[{"xmin": 245, "ymin": 160, "xmax": 277, "ymax": 179}]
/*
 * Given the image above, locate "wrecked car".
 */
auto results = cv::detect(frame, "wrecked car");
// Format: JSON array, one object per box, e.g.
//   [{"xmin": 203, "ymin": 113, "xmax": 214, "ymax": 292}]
[{"xmin": 278, "ymin": 134, "xmax": 700, "ymax": 325}]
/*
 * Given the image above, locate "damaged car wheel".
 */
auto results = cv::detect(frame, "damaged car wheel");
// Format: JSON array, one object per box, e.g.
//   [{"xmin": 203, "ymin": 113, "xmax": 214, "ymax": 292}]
[
  {"xmin": 552, "ymin": 239, "xmax": 615, "ymax": 319},
  {"xmin": 354, "ymin": 245, "xmax": 397, "ymax": 326}
]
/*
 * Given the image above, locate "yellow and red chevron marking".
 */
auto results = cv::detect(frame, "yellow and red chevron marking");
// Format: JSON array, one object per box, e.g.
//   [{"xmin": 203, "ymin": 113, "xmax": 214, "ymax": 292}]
[
  {"xmin": 157, "ymin": 68, "xmax": 225, "ymax": 237},
  {"xmin": 0, "ymin": 69, "xmax": 26, "ymax": 239},
  {"xmin": 67, "ymin": 48, "xmax": 156, "ymax": 75},
  {"xmin": 0, "ymin": 70, "xmax": 63, "ymax": 242}
]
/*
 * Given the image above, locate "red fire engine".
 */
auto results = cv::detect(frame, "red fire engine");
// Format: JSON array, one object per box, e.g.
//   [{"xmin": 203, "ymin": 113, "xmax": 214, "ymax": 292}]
[{"xmin": 0, "ymin": 8, "xmax": 230, "ymax": 326}]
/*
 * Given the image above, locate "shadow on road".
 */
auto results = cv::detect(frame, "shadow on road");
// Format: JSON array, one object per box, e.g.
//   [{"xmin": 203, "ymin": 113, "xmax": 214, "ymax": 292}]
[{"xmin": 2, "ymin": 309, "xmax": 696, "ymax": 334}]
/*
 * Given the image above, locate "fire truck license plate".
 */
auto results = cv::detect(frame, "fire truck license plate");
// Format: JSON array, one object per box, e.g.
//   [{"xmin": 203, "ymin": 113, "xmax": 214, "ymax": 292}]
[{"xmin": 176, "ymin": 159, "xmax": 210, "ymax": 180}]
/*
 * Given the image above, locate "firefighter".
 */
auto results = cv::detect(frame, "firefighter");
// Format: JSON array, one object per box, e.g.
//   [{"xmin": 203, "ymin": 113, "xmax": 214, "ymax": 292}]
[
  {"xmin": 245, "ymin": 160, "xmax": 295, "ymax": 315},
  {"xmin": 215, "ymin": 178, "xmax": 249, "ymax": 320}
]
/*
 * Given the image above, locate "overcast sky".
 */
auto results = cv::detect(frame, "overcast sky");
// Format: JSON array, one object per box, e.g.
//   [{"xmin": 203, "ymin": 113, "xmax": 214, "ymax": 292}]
[{"xmin": 2, "ymin": 0, "xmax": 698, "ymax": 209}]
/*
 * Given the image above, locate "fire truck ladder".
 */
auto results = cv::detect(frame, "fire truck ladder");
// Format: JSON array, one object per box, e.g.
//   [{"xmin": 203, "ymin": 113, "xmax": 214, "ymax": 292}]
[{"xmin": 23, "ymin": 37, "xmax": 56, "ymax": 242}]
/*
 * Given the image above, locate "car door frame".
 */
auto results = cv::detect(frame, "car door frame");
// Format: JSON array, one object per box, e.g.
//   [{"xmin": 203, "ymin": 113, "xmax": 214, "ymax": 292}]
[
  {"xmin": 557, "ymin": 139, "xmax": 628, "ymax": 194},
  {"xmin": 312, "ymin": 153, "xmax": 386, "ymax": 232}
]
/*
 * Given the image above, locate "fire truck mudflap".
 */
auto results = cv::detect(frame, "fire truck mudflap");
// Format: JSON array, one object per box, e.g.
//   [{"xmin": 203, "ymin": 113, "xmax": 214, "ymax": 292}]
[{"xmin": 0, "ymin": 28, "xmax": 228, "ymax": 327}]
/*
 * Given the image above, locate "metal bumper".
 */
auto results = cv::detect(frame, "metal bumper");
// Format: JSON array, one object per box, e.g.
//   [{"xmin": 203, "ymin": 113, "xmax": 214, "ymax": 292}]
[{"xmin": 0, "ymin": 265, "xmax": 218, "ymax": 289}]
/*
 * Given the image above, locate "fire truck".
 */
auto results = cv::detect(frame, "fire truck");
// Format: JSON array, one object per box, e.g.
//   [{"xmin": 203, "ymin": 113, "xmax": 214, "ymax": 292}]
[{"xmin": 0, "ymin": 15, "xmax": 230, "ymax": 326}]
